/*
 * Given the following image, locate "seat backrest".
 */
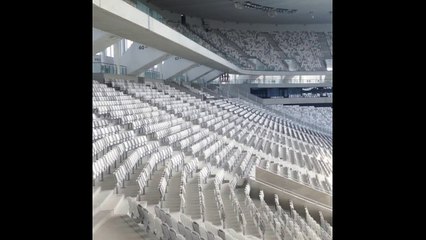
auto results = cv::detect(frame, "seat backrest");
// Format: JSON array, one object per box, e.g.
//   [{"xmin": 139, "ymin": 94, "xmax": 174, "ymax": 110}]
[
  {"xmin": 127, "ymin": 197, "xmax": 139, "ymax": 218},
  {"xmin": 166, "ymin": 212, "xmax": 175, "ymax": 229},
  {"xmin": 192, "ymin": 221, "xmax": 200, "ymax": 234},
  {"xmin": 177, "ymin": 221, "xmax": 186, "ymax": 235},
  {"xmin": 180, "ymin": 213, "xmax": 193, "ymax": 228},
  {"xmin": 197, "ymin": 222, "xmax": 208, "ymax": 239},
  {"xmin": 154, "ymin": 205, "xmax": 161, "ymax": 219},
  {"xmin": 162, "ymin": 222, "xmax": 171, "ymax": 240},
  {"xmin": 160, "ymin": 208, "xmax": 168, "ymax": 223},
  {"xmin": 185, "ymin": 226, "xmax": 193, "ymax": 240},
  {"xmin": 206, "ymin": 231, "xmax": 215, "ymax": 240},
  {"xmin": 217, "ymin": 229, "xmax": 226, "ymax": 240},
  {"xmin": 169, "ymin": 228, "xmax": 178, "ymax": 240},
  {"xmin": 155, "ymin": 217, "xmax": 163, "ymax": 238},
  {"xmin": 137, "ymin": 204, "xmax": 144, "ymax": 224},
  {"xmin": 192, "ymin": 231, "xmax": 201, "ymax": 240},
  {"xmin": 143, "ymin": 208, "xmax": 153, "ymax": 231}
]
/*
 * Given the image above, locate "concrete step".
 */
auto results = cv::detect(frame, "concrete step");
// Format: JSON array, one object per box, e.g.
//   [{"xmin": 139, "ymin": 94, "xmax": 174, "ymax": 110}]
[
  {"xmin": 186, "ymin": 208, "xmax": 201, "ymax": 213},
  {"xmin": 100, "ymin": 194, "xmax": 125, "ymax": 215},
  {"xmin": 210, "ymin": 221, "xmax": 222, "ymax": 226},
  {"xmin": 94, "ymin": 215, "xmax": 157, "ymax": 240},
  {"xmin": 185, "ymin": 191, "xmax": 199, "ymax": 194},
  {"xmin": 166, "ymin": 191, "xmax": 181, "ymax": 195},
  {"xmin": 93, "ymin": 186, "xmax": 102, "ymax": 200},
  {"xmin": 93, "ymin": 210, "xmax": 113, "ymax": 234},
  {"xmin": 93, "ymin": 190, "xmax": 114, "ymax": 216},
  {"xmin": 114, "ymin": 197, "xmax": 129, "ymax": 216},
  {"xmin": 163, "ymin": 202, "xmax": 180, "ymax": 207},
  {"xmin": 165, "ymin": 194, "xmax": 180, "ymax": 198},
  {"xmin": 225, "ymin": 218, "xmax": 241, "ymax": 230}
]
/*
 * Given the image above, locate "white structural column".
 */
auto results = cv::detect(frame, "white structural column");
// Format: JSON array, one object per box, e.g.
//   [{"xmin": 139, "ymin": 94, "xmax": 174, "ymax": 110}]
[{"xmin": 113, "ymin": 41, "xmax": 121, "ymax": 75}]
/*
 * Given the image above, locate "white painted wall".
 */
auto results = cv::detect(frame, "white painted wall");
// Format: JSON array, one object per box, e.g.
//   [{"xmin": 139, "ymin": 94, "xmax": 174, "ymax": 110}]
[
  {"xmin": 161, "ymin": 57, "xmax": 196, "ymax": 79},
  {"xmin": 186, "ymin": 66, "xmax": 212, "ymax": 81},
  {"xmin": 203, "ymin": 70, "xmax": 223, "ymax": 82},
  {"xmin": 117, "ymin": 41, "xmax": 168, "ymax": 74}
]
